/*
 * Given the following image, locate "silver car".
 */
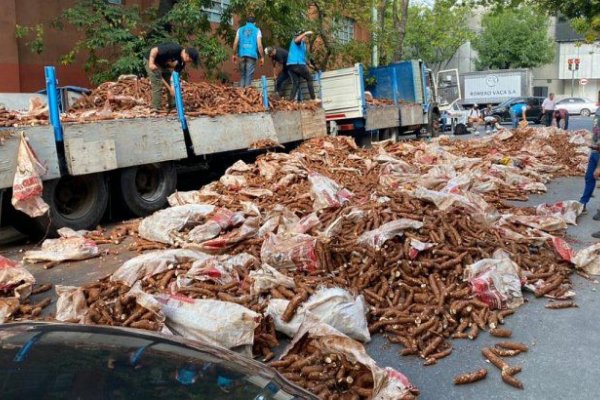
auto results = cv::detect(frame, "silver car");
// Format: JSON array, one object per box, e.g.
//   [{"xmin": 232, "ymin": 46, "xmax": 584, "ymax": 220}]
[{"xmin": 555, "ymin": 97, "xmax": 598, "ymax": 117}]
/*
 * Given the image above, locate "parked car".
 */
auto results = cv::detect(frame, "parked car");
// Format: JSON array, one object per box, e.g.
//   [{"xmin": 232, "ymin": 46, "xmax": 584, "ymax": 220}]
[
  {"xmin": 489, "ymin": 96, "xmax": 545, "ymax": 123},
  {"xmin": 0, "ymin": 322, "xmax": 316, "ymax": 400},
  {"xmin": 556, "ymin": 97, "xmax": 598, "ymax": 117}
]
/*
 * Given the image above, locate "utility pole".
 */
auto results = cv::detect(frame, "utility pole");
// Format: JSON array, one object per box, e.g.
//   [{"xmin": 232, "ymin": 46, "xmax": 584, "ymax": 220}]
[{"xmin": 371, "ymin": 0, "xmax": 379, "ymax": 67}]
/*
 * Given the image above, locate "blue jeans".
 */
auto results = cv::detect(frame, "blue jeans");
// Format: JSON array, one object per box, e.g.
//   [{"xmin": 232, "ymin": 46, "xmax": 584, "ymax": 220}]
[
  {"xmin": 275, "ymin": 69, "xmax": 291, "ymax": 97},
  {"xmin": 510, "ymin": 111, "xmax": 519, "ymax": 128},
  {"xmin": 580, "ymin": 151, "xmax": 600, "ymax": 205},
  {"xmin": 239, "ymin": 57, "xmax": 256, "ymax": 87}
]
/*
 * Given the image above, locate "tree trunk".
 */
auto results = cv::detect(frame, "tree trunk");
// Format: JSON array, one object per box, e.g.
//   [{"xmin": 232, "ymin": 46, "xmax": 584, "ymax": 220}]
[
  {"xmin": 378, "ymin": 0, "xmax": 387, "ymax": 63},
  {"xmin": 392, "ymin": 0, "xmax": 409, "ymax": 62}
]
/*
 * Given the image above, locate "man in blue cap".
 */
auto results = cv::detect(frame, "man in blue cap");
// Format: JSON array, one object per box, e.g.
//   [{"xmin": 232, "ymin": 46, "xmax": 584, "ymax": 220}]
[
  {"xmin": 232, "ymin": 15, "xmax": 264, "ymax": 87},
  {"xmin": 287, "ymin": 30, "xmax": 318, "ymax": 102}
]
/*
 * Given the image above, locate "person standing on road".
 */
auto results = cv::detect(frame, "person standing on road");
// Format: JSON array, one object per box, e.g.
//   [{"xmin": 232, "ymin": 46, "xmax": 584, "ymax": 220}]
[
  {"xmin": 542, "ymin": 93, "xmax": 556, "ymax": 127},
  {"xmin": 554, "ymin": 108, "xmax": 570, "ymax": 130},
  {"xmin": 287, "ymin": 31, "xmax": 318, "ymax": 102},
  {"xmin": 232, "ymin": 16, "xmax": 264, "ymax": 87},
  {"xmin": 146, "ymin": 43, "xmax": 199, "ymax": 111},
  {"xmin": 579, "ymin": 103, "xmax": 600, "ymax": 218},
  {"xmin": 509, "ymin": 102, "xmax": 530, "ymax": 128},
  {"xmin": 265, "ymin": 47, "xmax": 290, "ymax": 98}
]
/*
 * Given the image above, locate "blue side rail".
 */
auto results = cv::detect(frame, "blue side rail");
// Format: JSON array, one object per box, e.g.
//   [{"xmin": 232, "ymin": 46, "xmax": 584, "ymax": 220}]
[{"xmin": 44, "ymin": 66, "xmax": 67, "ymax": 175}]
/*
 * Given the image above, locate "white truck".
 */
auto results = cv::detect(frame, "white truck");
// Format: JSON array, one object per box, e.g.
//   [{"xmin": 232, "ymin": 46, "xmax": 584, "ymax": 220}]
[{"xmin": 460, "ymin": 69, "xmax": 533, "ymax": 106}]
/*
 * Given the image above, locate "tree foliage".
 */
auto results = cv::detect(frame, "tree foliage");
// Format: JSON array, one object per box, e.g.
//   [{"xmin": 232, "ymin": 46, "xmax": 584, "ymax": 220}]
[
  {"xmin": 16, "ymin": 0, "xmax": 227, "ymax": 84},
  {"xmin": 465, "ymin": 0, "xmax": 600, "ymax": 41},
  {"xmin": 16, "ymin": 0, "xmax": 372, "ymax": 83},
  {"xmin": 218, "ymin": 0, "xmax": 371, "ymax": 70},
  {"xmin": 472, "ymin": 8, "xmax": 555, "ymax": 70},
  {"xmin": 372, "ymin": 0, "xmax": 410, "ymax": 64},
  {"xmin": 403, "ymin": 2, "xmax": 475, "ymax": 72}
]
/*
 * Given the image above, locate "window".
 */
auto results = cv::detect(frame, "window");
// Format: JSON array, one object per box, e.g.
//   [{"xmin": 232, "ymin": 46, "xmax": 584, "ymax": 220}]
[
  {"xmin": 203, "ymin": 0, "xmax": 230, "ymax": 24},
  {"xmin": 533, "ymin": 86, "xmax": 548, "ymax": 97},
  {"xmin": 333, "ymin": 17, "xmax": 355, "ymax": 44}
]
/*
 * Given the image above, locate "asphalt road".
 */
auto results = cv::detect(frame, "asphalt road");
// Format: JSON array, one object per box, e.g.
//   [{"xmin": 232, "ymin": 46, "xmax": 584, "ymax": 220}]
[{"xmin": 1, "ymin": 115, "xmax": 598, "ymax": 399}]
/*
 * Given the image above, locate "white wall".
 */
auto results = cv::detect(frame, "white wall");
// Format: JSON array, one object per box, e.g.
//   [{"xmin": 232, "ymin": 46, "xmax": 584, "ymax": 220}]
[{"xmin": 558, "ymin": 42, "xmax": 600, "ymax": 80}]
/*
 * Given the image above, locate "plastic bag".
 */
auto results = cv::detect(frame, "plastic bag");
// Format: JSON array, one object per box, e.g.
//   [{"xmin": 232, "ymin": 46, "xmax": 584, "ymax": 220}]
[
  {"xmin": 238, "ymin": 187, "xmax": 273, "ymax": 198},
  {"xmin": 357, "ymin": 219, "xmax": 424, "ymax": 251},
  {"xmin": 183, "ymin": 253, "xmax": 258, "ymax": 285},
  {"xmin": 11, "ymin": 132, "xmax": 49, "ymax": 217},
  {"xmin": 502, "ymin": 214, "xmax": 567, "ymax": 232},
  {"xmin": 308, "ymin": 172, "xmax": 353, "ymax": 211},
  {"xmin": 23, "ymin": 233, "xmax": 99, "ymax": 264},
  {"xmin": 111, "ymin": 249, "xmax": 211, "ymax": 287},
  {"xmin": 187, "ymin": 208, "xmax": 245, "ymax": 243},
  {"xmin": 408, "ymin": 239, "xmax": 435, "ymax": 259},
  {"xmin": 267, "ymin": 287, "xmax": 370, "ymax": 342},
  {"xmin": 191, "ymin": 217, "xmax": 259, "ymax": 253},
  {"xmin": 225, "ymin": 160, "xmax": 252, "ymax": 175},
  {"xmin": 573, "ymin": 243, "xmax": 600, "ymax": 275},
  {"xmin": 247, "ymin": 264, "xmax": 295, "ymax": 294},
  {"xmin": 154, "ymin": 294, "xmax": 259, "ymax": 354},
  {"xmin": 167, "ymin": 190, "xmax": 204, "ymax": 206},
  {"xmin": 260, "ymin": 233, "xmax": 319, "ymax": 272},
  {"xmin": 257, "ymin": 159, "xmax": 277, "ymax": 181},
  {"xmin": 0, "ymin": 255, "xmax": 35, "ymax": 299},
  {"xmin": 280, "ymin": 317, "xmax": 416, "ymax": 400},
  {"xmin": 219, "ymin": 174, "xmax": 247, "ymax": 190},
  {"xmin": 138, "ymin": 204, "xmax": 216, "ymax": 245},
  {"xmin": 536, "ymin": 201, "xmax": 583, "ymax": 225},
  {"xmin": 55, "ymin": 285, "xmax": 88, "ymax": 322},
  {"xmin": 464, "ymin": 249, "xmax": 524, "ymax": 310}
]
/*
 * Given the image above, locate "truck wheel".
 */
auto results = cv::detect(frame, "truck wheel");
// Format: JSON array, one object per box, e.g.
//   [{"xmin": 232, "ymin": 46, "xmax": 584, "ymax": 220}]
[
  {"xmin": 119, "ymin": 162, "xmax": 177, "ymax": 217},
  {"xmin": 581, "ymin": 109, "xmax": 591, "ymax": 117},
  {"xmin": 454, "ymin": 123, "xmax": 468, "ymax": 135},
  {"xmin": 29, "ymin": 173, "xmax": 109, "ymax": 236}
]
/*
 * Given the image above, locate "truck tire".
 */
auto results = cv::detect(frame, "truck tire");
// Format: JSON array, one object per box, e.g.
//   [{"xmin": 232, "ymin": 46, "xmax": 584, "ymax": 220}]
[
  {"xmin": 119, "ymin": 162, "xmax": 177, "ymax": 217},
  {"xmin": 25, "ymin": 173, "xmax": 109, "ymax": 236}
]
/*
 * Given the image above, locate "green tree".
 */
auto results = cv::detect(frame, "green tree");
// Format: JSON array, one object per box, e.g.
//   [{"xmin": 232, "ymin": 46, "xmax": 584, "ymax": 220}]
[
  {"xmin": 467, "ymin": 0, "xmax": 600, "ymax": 41},
  {"xmin": 218, "ymin": 0, "xmax": 371, "ymax": 70},
  {"xmin": 403, "ymin": 2, "xmax": 475, "ymax": 72},
  {"xmin": 472, "ymin": 8, "xmax": 555, "ymax": 70},
  {"xmin": 16, "ymin": 0, "xmax": 228, "ymax": 84}
]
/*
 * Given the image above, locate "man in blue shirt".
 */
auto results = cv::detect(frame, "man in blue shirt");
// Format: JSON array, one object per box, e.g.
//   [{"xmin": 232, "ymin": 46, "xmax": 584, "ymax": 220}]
[
  {"xmin": 509, "ymin": 102, "xmax": 530, "ymax": 128},
  {"xmin": 232, "ymin": 16, "xmax": 264, "ymax": 87},
  {"xmin": 582, "ymin": 99, "xmax": 600, "ymax": 228},
  {"xmin": 287, "ymin": 31, "xmax": 318, "ymax": 102}
]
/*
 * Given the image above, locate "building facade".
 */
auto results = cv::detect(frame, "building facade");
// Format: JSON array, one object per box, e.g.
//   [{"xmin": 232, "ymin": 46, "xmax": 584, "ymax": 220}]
[{"xmin": 444, "ymin": 10, "xmax": 599, "ymax": 101}]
